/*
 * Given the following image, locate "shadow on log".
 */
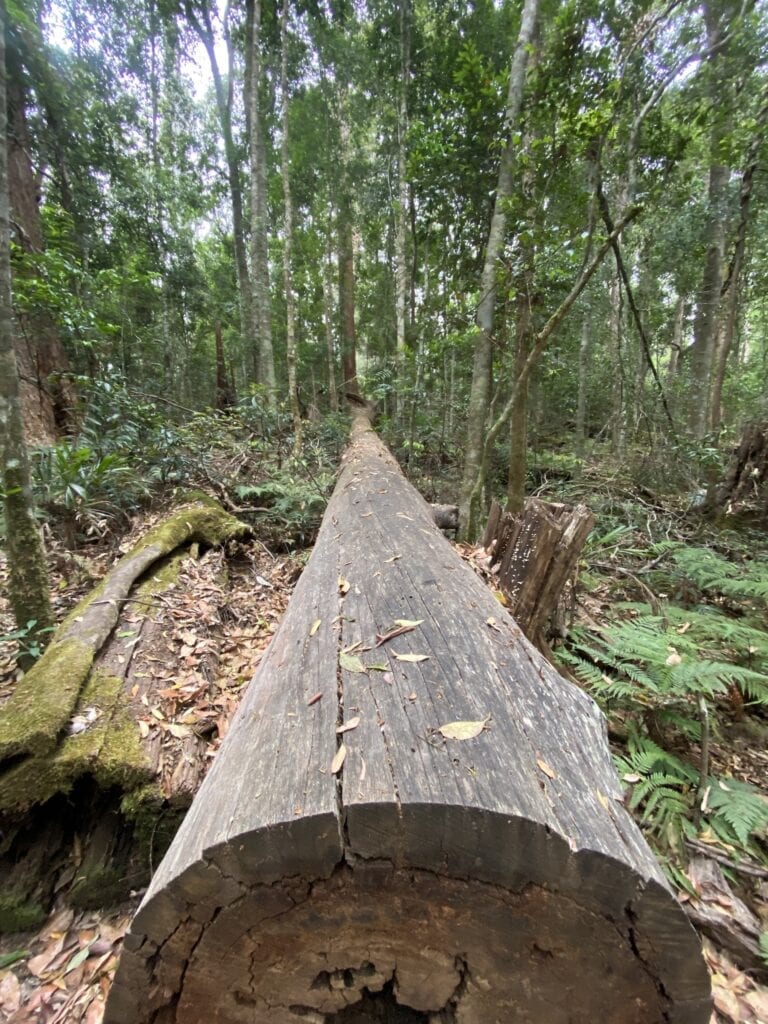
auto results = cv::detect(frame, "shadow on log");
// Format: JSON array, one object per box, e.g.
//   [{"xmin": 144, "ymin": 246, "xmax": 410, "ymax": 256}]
[{"xmin": 106, "ymin": 414, "xmax": 710, "ymax": 1024}]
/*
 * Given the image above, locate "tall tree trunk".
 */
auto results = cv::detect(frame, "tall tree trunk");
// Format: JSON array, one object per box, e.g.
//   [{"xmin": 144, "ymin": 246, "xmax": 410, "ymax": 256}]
[
  {"xmin": 708, "ymin": 83, "xmax": 768, "ymax": 433},
  {"xmin": 322, "ymin": 222, "xmax": 339, "ymax": 413},
  {"xmin": 610, "ymin": 275, "xmax": 626, "ymax": 457},
  {"xmin": 214, "ymin": 320, "xmax": 235, "ymax": 410},
  {"xmin": 0, "ymin": 0, "xmax": 53, "ymax": 644},
  {"xmin": 666, "ymin": 293, "xmax": 685, "ymax": 390},
  {"xmin": 279, "ymin": 0, "xmax": 302, "ymax": 448},
  {"xmin": 506, "ymin": 130, "xmax": 538, "ymax": 514},
  {"xmin": 575, "ymin": 316, "xmax": 591, "ymax": 448},
  {"xmin": 393, "ymin": 0, "xmax": 411, "ymax": 421},
  {"xmin": 506, "ymin": 305, "xmax": 531, "ymax": 515},
  {"xmin": 458, "ymin": 0, "xmax": 540, "ymax": 540},
  {"xmin": 337, "ymin": 86, "xmax": 359, "ymax": 399},
  {"xmin": 6, "ymin": 57, "xmax": 73, "ymax": 442},
  {"xmin": 185, "ymin": 0, "xmax": 255, "ymax": 387},
  {"xmin": 687, "ymin": 2, "xmax": 731, "ymax": 438},
  {"xmin": 247, "ymin": 0, "xmax": 277, "ymax": 406}
]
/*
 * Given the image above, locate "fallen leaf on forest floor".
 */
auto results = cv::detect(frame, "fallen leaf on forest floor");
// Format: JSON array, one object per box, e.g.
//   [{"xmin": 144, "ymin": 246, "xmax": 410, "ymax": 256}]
[{"xmin": 0, "ymin": 971, "xmax": 21, "ymax": 1016}]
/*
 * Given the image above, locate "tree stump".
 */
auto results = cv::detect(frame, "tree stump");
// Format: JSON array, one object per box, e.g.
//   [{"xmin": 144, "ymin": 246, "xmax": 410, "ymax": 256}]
[
  {"xmin": 701, "ymin": 421, "xmax": 768, "ymax": 519},
  {"xmin": 482, "ymin": 497, "xmax": 594, "ymax": 651},
  {"xmin": 106, "ymin": 414, "xmax": 710, "ymax": 1024}
]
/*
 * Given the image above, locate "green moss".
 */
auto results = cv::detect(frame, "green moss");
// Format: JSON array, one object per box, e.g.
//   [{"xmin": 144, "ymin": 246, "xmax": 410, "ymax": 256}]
[
  {"xmin": 0, "ymin": 637, "xmax": 95, "ymax": 759},
  {"xmin": 69, "ymin": 866, "xmax": 126, "ymax": 910},
  {"xmin": 135, "ymin": 550, "xmax": 186, "ymax": 598},
  {"xmin": 129, "ymin": 501, "xmax": 249, "ymax": 558},
  {"xmin": 120, "ymin": 785, "xmax": 184, "ymax": 863},
  {"xmin": 172, "ymin": 489, "xmax": 222, "ymax": 509},
  {"xmin": 0, "ymin": 672, "xmax": 153, "ymax": 814},
  {"xmin": 0, "ymin": 892, "xmax": 46, "ymax": 934},
  {"xmin": 0, "ymin": 500, "xmax": 245, "ymax": 766}
]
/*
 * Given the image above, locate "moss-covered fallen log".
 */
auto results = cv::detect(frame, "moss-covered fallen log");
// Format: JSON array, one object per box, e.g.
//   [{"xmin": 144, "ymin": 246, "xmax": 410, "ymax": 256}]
[
  {"xmin": 0, "ymin": 498, "xmax": 247, "ymax": 768},
  {"xmin": 107, "ymin": 413, "xmax": 711, "ymax": 1024},
  {"xmin": 0, "ymin": 498, "xmax": 248, "ymax": 932}
]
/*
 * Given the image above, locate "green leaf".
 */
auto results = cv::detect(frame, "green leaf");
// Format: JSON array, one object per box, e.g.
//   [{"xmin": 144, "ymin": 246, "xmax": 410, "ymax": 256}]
[
  {"xmin": 65, "ymin": 944, "xmax": 92, "ymax": 973},
  {"xmin": 339, "ymin": 652, "xmax": 366, "ymax": 673},
  {"xmin": 0, "ymin": 949, "xmax": 30, "ymax": 969}
]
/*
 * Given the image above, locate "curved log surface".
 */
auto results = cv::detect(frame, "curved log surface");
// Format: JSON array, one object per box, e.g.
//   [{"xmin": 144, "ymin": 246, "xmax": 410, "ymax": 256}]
[{"xmin": 106, "ymin": 415, "xmax": 710, "ymax": 1024}]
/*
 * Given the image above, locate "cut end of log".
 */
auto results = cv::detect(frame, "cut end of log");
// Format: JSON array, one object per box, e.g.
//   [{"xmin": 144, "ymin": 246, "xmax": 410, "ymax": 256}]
[{"xmin": 108, "ymin": 825, "xmax": 710, "ymax": 1024}]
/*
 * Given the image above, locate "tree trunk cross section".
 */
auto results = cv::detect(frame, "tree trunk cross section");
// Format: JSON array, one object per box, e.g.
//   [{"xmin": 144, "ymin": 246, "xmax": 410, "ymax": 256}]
[{"xmin": 106, "ymin": 415, "xmax": 710, "ymax": 1024}]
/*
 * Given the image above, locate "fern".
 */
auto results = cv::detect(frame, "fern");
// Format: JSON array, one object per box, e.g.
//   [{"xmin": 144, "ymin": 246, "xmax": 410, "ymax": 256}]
[
  {"xmin": 616, "ymin": 735, "xmax": 768, "ymax": 857},
  {"xmin": 615, "ymin": 735, "xmax": 696, "ymax": 849},
  {"xmin": 704, "ymin": 779, "xmax": 768, "ymax": 849},
  {"xmin": 563, "ymin": 611, "xmax": 768, "ymax": 722},
  {"xmin": 663, "ymin": 545, "xmax": 768, "ymax": 606}
]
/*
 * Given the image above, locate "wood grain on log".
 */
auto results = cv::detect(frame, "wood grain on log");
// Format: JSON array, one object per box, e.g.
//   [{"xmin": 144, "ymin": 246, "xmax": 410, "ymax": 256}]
[{"xmin": 106, "ymin": 415, "xmax": 710, "ymax": 1024}]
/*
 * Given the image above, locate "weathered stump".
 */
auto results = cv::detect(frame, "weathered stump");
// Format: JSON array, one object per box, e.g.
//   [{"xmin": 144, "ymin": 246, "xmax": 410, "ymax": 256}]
[
  {"xmin": 106, "ymin": 415, "xmax": 710, "ymax": 1024},
  {"xmin": 701, "ymin": 421, "xmax": 768, "ymax": 519},
  {"xmin": 483, "ymin": 497, "xmax": 594, "ymax": 650}
]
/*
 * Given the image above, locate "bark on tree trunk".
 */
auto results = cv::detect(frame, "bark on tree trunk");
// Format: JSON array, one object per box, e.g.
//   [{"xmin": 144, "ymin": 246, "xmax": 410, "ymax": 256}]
[
  {"xmin": 708, "ymin": 83, "xmax": 768, "ymax": 433},
  {"xmin": 323, "ymin": 222, "xmax": 340, "ymax": 412},
  {"xmin": 458, "ymin": 0, "xmax": 541, "ymax": 540},
  {"xmin": 0, "ymin": 7, "xmax": 54, "ymax": 643},
  {"xmin": 393, "ymin": 0, "xmax": 411, "ymax": 423},
  {"xmin": 214, "ymin": 320, "xmax": 235, "ymax": 410},
  {"xmin": 484, "ymin": 497, "xmax": 593, "ymax": 655},
  {"xmin": 338, "ymin": 87, "xmax": 359, "ymax": 399},
  {"xmin": 687, "ymin": 1, "xmax": 731, "ymax": 438},
  {"xmin": 186, "ymin": 1, "xmax": 255, "ymax": 391},
  {"xmin": 247, "ymin": 0, "xmax": 277, "ymax": 405},
  {"xmin": 279, "ymin": 0, "xmax": 302, "ymax": 449},
  {"xmin": 575, "ymin": 315, "xmax": 591, "ymax": 446},
  {"xmin": 106, "ymin": 412, "xmax": 710, "ymax": 1024},
  {"xmin": 701, "ymin": 421, "xmax": 768, "ymax": 519},
  {"xmin": 7, "ymin": 58, "xmax": 74, "ymax": 443}
]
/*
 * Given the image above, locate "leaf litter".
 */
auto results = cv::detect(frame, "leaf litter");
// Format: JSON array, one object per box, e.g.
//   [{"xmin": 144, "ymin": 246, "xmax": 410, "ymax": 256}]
[{"xmin": 0, "ymin": 522, "xmax": 300, "ymax": 1023}]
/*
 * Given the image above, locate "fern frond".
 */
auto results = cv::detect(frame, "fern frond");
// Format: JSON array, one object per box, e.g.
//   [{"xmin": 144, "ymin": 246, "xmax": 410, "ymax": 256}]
[{"xmin": 705, "ymin": 778, "xmax": 768, "ymax": 848}]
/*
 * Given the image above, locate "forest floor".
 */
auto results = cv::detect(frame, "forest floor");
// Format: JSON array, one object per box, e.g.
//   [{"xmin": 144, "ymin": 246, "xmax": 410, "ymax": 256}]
[{"xmin": 0, "ymin": 488, "xmax": 767, "ymax": 1023}]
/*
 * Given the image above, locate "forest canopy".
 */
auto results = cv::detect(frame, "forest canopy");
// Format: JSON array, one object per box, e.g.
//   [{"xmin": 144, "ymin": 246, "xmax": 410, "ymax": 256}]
[{"xmin": 3, "ymin": 0, "xmax": 767, "ymax": 485}]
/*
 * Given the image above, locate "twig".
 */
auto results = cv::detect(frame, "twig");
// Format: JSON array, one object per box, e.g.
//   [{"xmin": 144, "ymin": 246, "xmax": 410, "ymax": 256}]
[
  {"xmin": 591, "ymin": 563, "xmax": 661, "ymax": 613},
  {"xmin": 693, "ymin": 695, "xmax": 710, "ymax": 830},
  {"xmin": 596, "ymin": 182, "xmax": 676, "ymax": 433},
  {"xmin": 128, "ymin": 389, "xmax": 198, "ymax": 415},
  {"xmin": 256, "ymin": 539, "xmax": 277, "ymax": 561},
  {"xmin": 684, "ymin": 838, "xmax": 768, "ymax": 879}
]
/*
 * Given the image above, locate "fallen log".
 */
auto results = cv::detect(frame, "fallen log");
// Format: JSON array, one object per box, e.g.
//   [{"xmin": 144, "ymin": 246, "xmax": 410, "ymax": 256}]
[
  {"xmin": 0, "ymin": 498, "xmax": 250, "ymax": 932},
  {"xmin": 106, "ymin": 414, "xmax": 710, "ymax": 1024}
]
